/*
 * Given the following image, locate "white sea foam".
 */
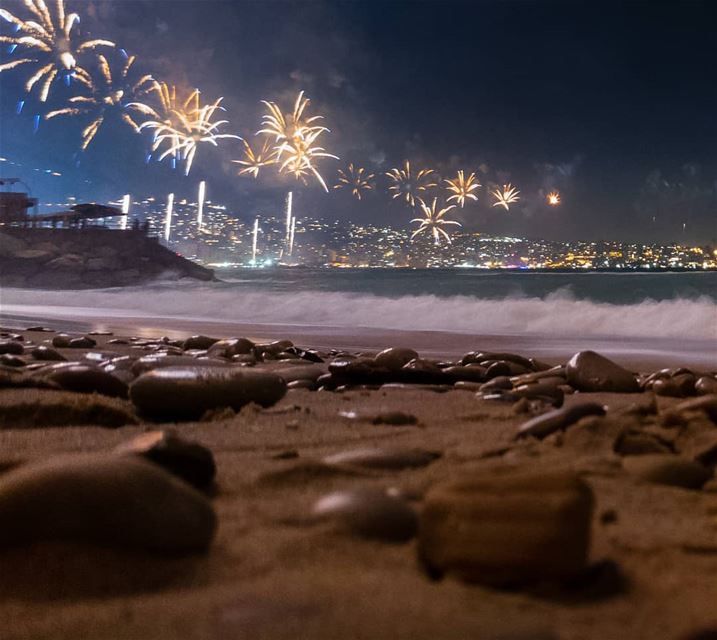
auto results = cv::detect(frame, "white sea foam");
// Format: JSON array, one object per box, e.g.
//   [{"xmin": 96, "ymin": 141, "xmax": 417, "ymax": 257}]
[{"xmin": 1, "ymin": 285, "xmax": 715, "ymax": 341}]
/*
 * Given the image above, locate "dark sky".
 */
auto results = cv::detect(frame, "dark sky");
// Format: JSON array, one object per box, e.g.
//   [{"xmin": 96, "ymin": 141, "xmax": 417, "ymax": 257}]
[{"xmin": 1, "ymin": 0, "xmax": 715, "ymax": 242}]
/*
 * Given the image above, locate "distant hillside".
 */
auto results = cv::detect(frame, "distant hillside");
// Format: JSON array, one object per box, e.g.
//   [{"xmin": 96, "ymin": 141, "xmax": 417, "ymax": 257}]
[{"xmin": 0, "ymin": 228, "xmax": 214, "ymax": 288}]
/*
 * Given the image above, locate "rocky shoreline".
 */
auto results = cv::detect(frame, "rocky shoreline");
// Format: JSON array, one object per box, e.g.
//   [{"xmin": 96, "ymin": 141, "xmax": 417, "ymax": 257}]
[
  {"xmin": 0, "ymin": 325, "xmax": 716, "ymax": 639},
  {"xmin": 0, "ymin": 228, "xmax": 214, "ymax": 288}
]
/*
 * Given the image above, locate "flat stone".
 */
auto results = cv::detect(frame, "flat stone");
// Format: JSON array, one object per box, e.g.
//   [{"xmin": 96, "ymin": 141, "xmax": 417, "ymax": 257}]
[
  {"xmin": 130, "ymin": 366, "xmax": 287, "ymax": 421},
  {"xmin": 114, "ymin": 430, "xmax": 216, "ymax": 490},
  {"xmin": 516, "ymin": 402, "xmax": 606, "ymax": 439},
  {"xmin": 131, "ymin": 355, "xmax": 233, "ymax": 376},
  {"xmin": 566, "ymin": 351, "xmax": 639, "ymax": 393},
  {"xmin": 68, "ymin": 336, "xmax": 98, "ymax": 349},
  {"xmin": 623, "ymin": 454, "xmax": 713, "ymax": 489},
  {"xmin": 323, "ymin": 447, "xmax": 441, "ymax": 470},
  {"xmin": 419, "ymin": 467, "xmax": 594, "ymax": 586},
  {"xmin": 312, "ymin": 488, "xmax": 417, "ymax": 542},
  {"xmin": 42, "ymin": 363, "xmax": 129, "ymax": 398},
  {"xmin": 0, "ymin": 454, "xmax": 216, "ymax": 553}
]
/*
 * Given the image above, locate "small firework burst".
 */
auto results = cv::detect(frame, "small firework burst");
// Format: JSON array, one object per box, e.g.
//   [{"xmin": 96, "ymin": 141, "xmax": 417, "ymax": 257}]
[
  {"xmin": 444, "ymin": 170, "xmax": 481, "ymax": 207},
  {"xmin": 334, "ymin": 163, "xmax": 375, "ymax": 200}
]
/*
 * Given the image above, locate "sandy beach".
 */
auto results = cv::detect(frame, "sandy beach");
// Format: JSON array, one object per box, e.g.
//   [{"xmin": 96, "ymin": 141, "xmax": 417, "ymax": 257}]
[{"xmin": 0, "ymin": 323, "xmax": 716, "ymax": 640}]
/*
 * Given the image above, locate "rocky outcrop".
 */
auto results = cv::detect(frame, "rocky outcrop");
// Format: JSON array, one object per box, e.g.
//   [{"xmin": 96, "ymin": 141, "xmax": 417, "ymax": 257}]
[{"xmin": 0, "ymin": 228, "xmax": 214, "ymax": 288}]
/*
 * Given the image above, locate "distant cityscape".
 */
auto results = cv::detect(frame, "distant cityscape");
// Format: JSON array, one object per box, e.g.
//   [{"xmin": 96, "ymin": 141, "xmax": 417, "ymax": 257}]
[{"xmin": 16, "ymin": 194, "xmax": 717, "ymax": 270}]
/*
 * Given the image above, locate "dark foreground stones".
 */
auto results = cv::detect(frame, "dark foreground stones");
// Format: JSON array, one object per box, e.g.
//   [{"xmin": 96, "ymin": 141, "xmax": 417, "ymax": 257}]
[
  {"xmin": 129, "ymin": 366, "xmax": 287, "ymax": 420},
  {"xmin": 0, "ymin": 454, "xmax": 216, "ymax": 553},
  {"xmin": 419, "ymin": 468, "xmax": 594, "ymax": 586}
]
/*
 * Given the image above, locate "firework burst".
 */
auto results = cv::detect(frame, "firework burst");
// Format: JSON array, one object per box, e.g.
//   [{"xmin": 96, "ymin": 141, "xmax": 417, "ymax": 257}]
[
  {"xmin": 45, "ymin": 53, "xmax": 156, "ymax": 149},
  {"xmin": 444, "ymin": 170, "xmax": 481, "ymax": 207},
  {"xmin": 410, "ymin": 197, "xmax": 461, "ymax": 245},
  {"xmin": 137, "ymin": 87, "xmax": 241, "ymax": 175},
  {"xmin": 386, "ymin": 160, "xmax": 437, "ymax": 206},
  {"xmin": 546, "ymin": 191, "xmax": 561, "ymax": 206},
  {"xmin": 258, "ymin": 91, "xmax": 337, "ymax": 191},
  {"xmin": 491, "ymin": 184, "xmax": 521, "ymax": 211},
  {"xmin": 233, "ymin": 138, "xmax": 277, "ymax": 178},
  {"xmin": 0, "ymin": 0, "xmax": 115, "ymax": 102},
  {"xmin": 334, "ymin": 163, "xmax": 375, "ymax": 200}
]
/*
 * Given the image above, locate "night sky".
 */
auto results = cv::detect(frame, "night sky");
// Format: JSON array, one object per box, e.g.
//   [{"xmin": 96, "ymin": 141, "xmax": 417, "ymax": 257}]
[{"xmin": 0, "ymin": 0, "xmax": 715, "ymax": 242}]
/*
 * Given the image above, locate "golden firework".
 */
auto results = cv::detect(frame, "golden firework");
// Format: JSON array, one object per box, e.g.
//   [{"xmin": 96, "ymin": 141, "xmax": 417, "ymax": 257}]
[
  {"xmin": 45, "ymin": 53, "xmax": 156, "ymax": 149},
  {"xmin": 233, "ymin": 138, "xmax": 277, "ymax": 178},
  {"xmin": 334, "ymin": 163, "xmax": 375, "ymax": 200},
  {"xmin": 444, "ymin": 170, "xmax": 481, "ymax": 207},
  {"xmin": 258, "ymin": 91, "xmax": 337, "ymax": 191},
  {"xmin": 0, "ymin": 0, "xmax": 115, "ymax": 102},
  {"xmin": 410, "ymin": 197, "xmax": 461, "ymax": 245},
  {"xmin": 386, "ymin": 160, "xmax": 437, "ymax": 206},
  {"xmin": 491, "ymin": 184, "xmax": 521, "ymax": 211},
  {"xmin": 137, "ymin": 87, "xmax": 241, "ymax": 175},
  {"xmin": 547, "ymin": 191, "xmax": 561, "ymax": 206}
]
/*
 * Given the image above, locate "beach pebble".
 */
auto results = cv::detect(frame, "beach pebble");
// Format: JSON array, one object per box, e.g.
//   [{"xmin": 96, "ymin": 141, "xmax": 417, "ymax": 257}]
[
  {"xmin": 0, "ymin": 454, "xmax": 216, "ymax": 553},
  {"xmin": 42, "ymin": 363, "xmax": 129, "ymax": 398},
  {"xmin": 623, "ymin": 454, "xmax": 712, "ymax": 489},
  {"xmin": 0, "ymin": 355, "xmax": 25, "ymax": 368},
  {"xmin": 419, "ymin": 468, "xmax": 593, "ymax": 586},
  {"xmin": 443, "ymin": 365, "xmax": 486, "ymax": 383},
  {"xmin": 516, "ymin": 402, "xmax": 606, "ymax": 439},
  {"xmin": 323, "ymin": 447, "xmax": 440, "ymax": 470},
  {"xmin": 31, "ymin": 345, "xmax": 66, "ymax": 361},
  {"xmin": 183, "ymin": 335, "xmax": 220, "ymax": 350},
  {"xmin": 130, "ymin": 366, "xmax": 287, "ymax": 420},
  {"xmin": 0, "ymin": 341, "xmax": 24, "ymax": 355},
  {"xmin": 207, "ymin": 337, "xmax": 256, "ymax": 358},
  {"xmin": 566, "ymin": 351, "xmax": 639, "ymax": 393},
  {"xmin": 68, "ymin": 336, "xmax": 98, "ymax": 349},
  {"xmin": 312, "ymin": 488, "xmax": 417, "ymax": 542},
  {"xmin": 695, "ymin": 376, "xmax": 717, "ymax": 396},
  {"xmin": 114, "ymin": 430, "xmax": 216, "ymax": 490},
  {"xmin": 131, "ymin": 354, "xmax": 233, "ymax": 376},
  {"xmin": 374, "ymin": 347, "xmax": 419, "ymax": 371}
]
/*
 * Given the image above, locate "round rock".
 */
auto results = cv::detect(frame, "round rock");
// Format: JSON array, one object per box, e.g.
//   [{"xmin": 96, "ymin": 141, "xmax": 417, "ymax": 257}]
[
  {"xmin": 0, "ymin": 454, "xmax": 216, "ymax": 553},
  {"xmin": 566, "ymin": 351, "xmax": 639, "ymax": 393},
  {"xmin": 374, "ymin": 347, "xmax": 419, "ymax": 371}
]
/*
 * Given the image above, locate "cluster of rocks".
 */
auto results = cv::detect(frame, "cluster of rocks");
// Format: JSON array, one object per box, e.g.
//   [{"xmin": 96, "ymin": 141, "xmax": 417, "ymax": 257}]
[
  {"xmin": 0, "ymin": 228, "xmax": 213, "ymax": 288},
  {"xmin": 1, "ymin": 324, "xmax": 717, "ymax": 632}
]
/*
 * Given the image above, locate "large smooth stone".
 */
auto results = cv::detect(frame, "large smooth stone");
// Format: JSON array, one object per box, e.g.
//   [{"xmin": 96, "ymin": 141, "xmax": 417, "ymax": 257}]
[
  {"xmin": 207, "ymin": 337, "xmax": 255, "ymax": 358},
  {"xmin": 419, "ymin": 468, "xmax": 594, "ymax": 586},
  {"xmin": 31, "ymin": 345, "xmax": 66, "ymax": 361},
  {"xmin": 623, "ymin": 454, "xmax": 712, "ymax": 489},
  {"xmin": 516, "ymin": 402, "xmax": 606, "ymax": 439},
  {"xmin": 114, "ymin": 431, "xmax": 216, "ymax": 490},
  {"xmin": 183, "ymin": 335, "xmax": 220, "ymax": 350},
  {"xmin": 323, "ymin": 447, "xmax": 441, "ymax": 470},
  {"xmin": 0, "ymin": 454, "xmax": 216, "ymax": 552},
  {"xmin": 566, "ymin": 351, "xmax": 639, "ymax": 393},
  {"xmin": 374, "ymin": 347, "xmax": 419, "ymax": 371},
  {"xmin": 312, "ymin": 488, "xmax": 417, "ymax": 542},
  {"xmin": 131, "ymin": 355, "xmax": 232, "ymax": 376},
  {"xmin": 130, "ymin": 366, "xmax": 287, "ymax": 420}
]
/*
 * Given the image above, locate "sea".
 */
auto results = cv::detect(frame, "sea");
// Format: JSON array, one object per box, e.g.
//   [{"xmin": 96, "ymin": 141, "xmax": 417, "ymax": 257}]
[{"xmin": 1, "ymin": 269, "xmax": 716, "ymax": 367}]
